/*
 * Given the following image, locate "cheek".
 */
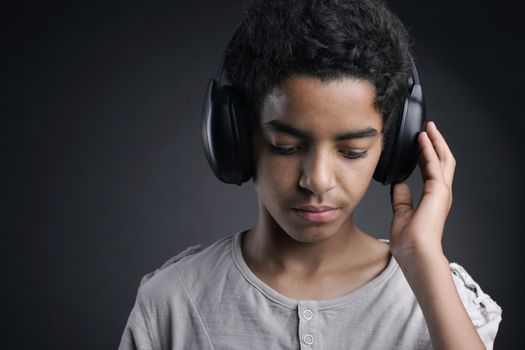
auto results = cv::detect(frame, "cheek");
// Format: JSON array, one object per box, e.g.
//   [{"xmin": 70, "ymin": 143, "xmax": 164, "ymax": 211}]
[
  {"xmin": 335, "ymin": 163, "xmax": 373, "ymax": 195},
  {"xmin": 336, "ymin": 146, "xmax": 382, "ymax": 197},
  {"xmin": 253, "ymin": 155, "xmax": 298, "ymax": 216},
  {"xmin": 255, "ymin": 150, "xmax": 298, "ymax": 189}
]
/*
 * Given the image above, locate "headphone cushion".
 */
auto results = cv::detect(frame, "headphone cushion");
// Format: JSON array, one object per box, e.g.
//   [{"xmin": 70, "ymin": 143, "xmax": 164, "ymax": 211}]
[
  {"xmin": 373, "ymin": 84, "xmax": 426, "ymax": 185},
  {"xmin": 201, "ymin": 80, "xmax": 253, "ymax": 184},
  {"xmin": 392, "ymin": 84, "xmax": 425, "ymax": 183}
]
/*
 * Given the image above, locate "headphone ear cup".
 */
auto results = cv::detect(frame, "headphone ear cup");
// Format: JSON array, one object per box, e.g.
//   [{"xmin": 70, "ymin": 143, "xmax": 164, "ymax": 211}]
[
  {"xmin": 201, "ymin": 79, "xmax": 253, "ymax": 185},
  {"xmin": 373, "ymin": 84, "xmax": 426, "ymax": 185},
  {"xmin": 373, "ymin": 119, "xmax": 399, "ymax": 185},
  {"xmin": 226, "ymin": 85, "xmax": 254, "ymax": 184},
  {"xmin": 393, "ymin": 84, "xmax": 426, "ymax": 183}
]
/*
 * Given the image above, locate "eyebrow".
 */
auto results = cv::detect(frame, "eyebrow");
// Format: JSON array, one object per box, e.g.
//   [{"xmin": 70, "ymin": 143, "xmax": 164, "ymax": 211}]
[{"xmin": 263, "ymin": 120, "xmax": 378, "ymax": 141}]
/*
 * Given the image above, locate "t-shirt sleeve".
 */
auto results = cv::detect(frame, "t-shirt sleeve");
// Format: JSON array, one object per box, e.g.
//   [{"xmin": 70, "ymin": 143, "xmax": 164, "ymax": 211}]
[
  {"xmin": 118, "ymin": 296, "xmax": 155, "ymax": 350},
  {"xmin": 118, "ymin": 244, "xmax": 204, "ymax": 350},
  {"xmin": 449, "ymin": 262, "xmax": 503, "ymax": 350}
]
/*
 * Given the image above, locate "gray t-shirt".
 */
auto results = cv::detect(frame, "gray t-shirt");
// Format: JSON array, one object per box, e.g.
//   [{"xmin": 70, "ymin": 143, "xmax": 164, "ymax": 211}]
[{"xmin": 119, "ymin": 230, "xmax": 502, "ymax": 350}]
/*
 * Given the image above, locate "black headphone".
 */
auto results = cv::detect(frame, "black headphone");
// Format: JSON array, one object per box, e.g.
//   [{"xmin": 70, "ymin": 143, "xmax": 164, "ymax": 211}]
[{"xmin": 201, "ymin": 48, "xmax": 426, "ymax": 186}]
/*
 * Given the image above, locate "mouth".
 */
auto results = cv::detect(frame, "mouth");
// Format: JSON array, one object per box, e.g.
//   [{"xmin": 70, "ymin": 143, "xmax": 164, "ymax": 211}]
[{"xmin": 292, "ymin": 206, "xmax": 339, "ymax": 222}]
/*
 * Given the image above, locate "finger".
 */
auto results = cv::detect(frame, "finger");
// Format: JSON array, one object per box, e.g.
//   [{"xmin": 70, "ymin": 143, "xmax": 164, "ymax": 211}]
[
  {"xmin": 425, "ymin": 121, "xmax": 456, "ymax": 187},
  {"xmin": 425, "ymin": 121, "xmax": 451, "ymax": 161},
  {"xmin": 418, "ymin": 130, "xmax": 444, "ymax": 182},
  {"xmin": 390, "ymin": 182, "xmax": 413, "ymax": 217},
  {"xmin": 390, "ymin": 182, "xmax": 414, "ymax": 238}
]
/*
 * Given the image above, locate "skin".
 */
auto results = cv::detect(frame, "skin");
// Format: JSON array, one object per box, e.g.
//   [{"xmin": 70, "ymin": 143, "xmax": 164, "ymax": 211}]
[{"xmin": 242, "ymin": 74, "xmax": 485, "ymax": 349}]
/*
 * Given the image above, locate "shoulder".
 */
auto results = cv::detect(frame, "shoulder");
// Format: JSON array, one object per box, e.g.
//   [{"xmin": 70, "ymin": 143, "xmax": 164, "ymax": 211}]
[
  {"xmin": 120, "ymin": 236, "xmax": 236, "ymax": 350},
  {"xmin": 380, "ymin": 240, "xmax": 502, "ymax": 349},
  {"xmin": 449, "ymin": 262, "xmax": 502, "ymax": 325},
  {"xmin": 388, "ymin": 256, "xmax": 503, "ymax": 350},
  {"xmin": 449, "ymin": 261, "xmax": 503, "ymax": 349},
  {"xmin": 136, "ymin": 234, "xmax": 235, "ymax": 305}
]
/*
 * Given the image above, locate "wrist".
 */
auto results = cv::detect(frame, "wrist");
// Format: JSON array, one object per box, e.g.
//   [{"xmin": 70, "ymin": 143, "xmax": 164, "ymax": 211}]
[{"xmin": 391, "ymin": 241, "xmax": 448, "ymax": 272}]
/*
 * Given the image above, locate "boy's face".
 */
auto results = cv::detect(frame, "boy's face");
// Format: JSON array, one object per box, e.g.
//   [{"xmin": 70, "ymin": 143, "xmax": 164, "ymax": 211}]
[{"xmin": 252, "ymin": 75, "xmax": 384, "ymax": 243}]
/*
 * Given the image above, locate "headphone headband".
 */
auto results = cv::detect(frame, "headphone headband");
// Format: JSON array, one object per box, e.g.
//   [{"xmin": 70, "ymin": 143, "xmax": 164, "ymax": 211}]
[{"xmin": 202, "ymin": 37, "xmax": 426, "ymax": 186}]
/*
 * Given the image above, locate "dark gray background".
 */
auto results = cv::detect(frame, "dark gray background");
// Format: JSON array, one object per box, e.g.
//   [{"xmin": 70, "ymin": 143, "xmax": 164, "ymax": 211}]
[{"xmin": 5, "ymin": 0, "xmax": 523, "ymax": 349}]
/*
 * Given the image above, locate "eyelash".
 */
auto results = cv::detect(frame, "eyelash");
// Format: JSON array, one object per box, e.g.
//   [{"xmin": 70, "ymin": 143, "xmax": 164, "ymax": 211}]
[{"xmin": 269, "ymin": 145, "xmax": 368, "ymax": 160}]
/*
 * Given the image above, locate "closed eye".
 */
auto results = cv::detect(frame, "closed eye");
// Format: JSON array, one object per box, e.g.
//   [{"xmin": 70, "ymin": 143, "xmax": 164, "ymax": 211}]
[
  {"xmin": 269, "ymin": 144, "xmax": 298, "ymax": 155},
  {"xmin": 340, "ymin": 150, "xmax": 368, "ymax": 159},
  {"xmin": 269, "ymin": 144, "xmax": 368, "ymax": 160}
]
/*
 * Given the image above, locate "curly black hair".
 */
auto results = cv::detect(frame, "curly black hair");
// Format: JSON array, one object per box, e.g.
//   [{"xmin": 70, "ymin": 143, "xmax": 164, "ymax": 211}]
[{"xmin": 223, "ymin": 0, "xmax": 413, "ymax": 134}]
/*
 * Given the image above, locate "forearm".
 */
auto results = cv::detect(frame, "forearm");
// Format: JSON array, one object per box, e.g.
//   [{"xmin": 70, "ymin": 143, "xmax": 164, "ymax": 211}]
[{"xmin": 395, "ymin": 249, "xmax": 485, "ymax": 350}]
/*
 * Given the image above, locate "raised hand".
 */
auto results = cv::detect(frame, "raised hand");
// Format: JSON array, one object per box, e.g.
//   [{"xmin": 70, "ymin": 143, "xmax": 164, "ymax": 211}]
[
  {"xmin": 388, "ymin": 121, "xmax": 486, "ymax": 349},
  {"xmin": 389, "ymin": 121, "xmax": 456, "ymax": 261}
]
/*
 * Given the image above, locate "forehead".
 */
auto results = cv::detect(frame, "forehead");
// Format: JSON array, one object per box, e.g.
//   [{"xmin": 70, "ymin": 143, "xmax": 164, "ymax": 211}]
[{"xmin": 260, "ymin": 75, "xmax": 382, "ymax": 135}]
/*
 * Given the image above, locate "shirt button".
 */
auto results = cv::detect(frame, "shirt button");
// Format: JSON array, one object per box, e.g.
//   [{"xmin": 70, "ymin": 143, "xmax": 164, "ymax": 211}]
[
  {"xmin": 303, "ymin": 309, "xmax": 313, "ymax": 320},
  {"xmin": 303, "ymin": 334, "xmax": 315, "ymax": 345}
]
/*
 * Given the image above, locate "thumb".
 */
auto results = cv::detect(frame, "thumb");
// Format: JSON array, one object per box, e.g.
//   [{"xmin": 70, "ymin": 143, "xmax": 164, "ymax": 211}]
[{"xmin": 390, "ymin": 182, "xmax": 414, "ymax": 228}]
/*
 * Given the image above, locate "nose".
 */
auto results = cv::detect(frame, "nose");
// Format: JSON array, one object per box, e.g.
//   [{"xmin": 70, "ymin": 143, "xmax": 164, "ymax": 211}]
[{"xmin": 298, "ymin": 148, "xmax": 336, "ymax": 194}]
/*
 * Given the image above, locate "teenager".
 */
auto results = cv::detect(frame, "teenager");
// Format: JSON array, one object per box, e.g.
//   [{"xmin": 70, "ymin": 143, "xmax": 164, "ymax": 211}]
[{"xmin": 119, "ymin": 0, "xmax": 502, "ymax": 348}]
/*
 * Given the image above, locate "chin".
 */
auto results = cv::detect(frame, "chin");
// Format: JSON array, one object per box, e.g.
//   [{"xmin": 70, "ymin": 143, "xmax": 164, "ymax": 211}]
[{"xmin": 283, "ymin": 223, "xmax": 341, "ymax": 244}]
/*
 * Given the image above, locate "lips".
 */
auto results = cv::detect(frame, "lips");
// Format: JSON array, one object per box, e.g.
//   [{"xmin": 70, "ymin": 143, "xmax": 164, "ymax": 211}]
[
  {"xmin": 296, "ymin": 205, "xmax": 337, "ymax": 212},
  {"xmin": 293, "ymin": 205, "xmax": 339, "ymax": 222}
]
